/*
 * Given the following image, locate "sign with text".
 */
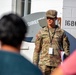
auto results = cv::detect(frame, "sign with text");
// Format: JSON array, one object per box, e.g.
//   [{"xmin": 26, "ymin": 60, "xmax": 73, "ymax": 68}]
[
  {"xmin": 23, "ymin": 12, "xmax": 46, "ymax": 42},
  {"xmin": 62, "ymin": 18, "xmax": 76, "ymax": 28}
]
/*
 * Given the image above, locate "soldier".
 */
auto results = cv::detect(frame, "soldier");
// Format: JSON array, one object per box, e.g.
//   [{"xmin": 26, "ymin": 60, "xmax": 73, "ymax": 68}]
[{"xmin": 33, "ymin": 9, "xmax": 70, "ymax": 75}]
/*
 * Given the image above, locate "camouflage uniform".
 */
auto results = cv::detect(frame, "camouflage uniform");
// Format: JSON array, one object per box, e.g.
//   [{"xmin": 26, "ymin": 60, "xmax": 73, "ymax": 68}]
[{"xmin": 33, "ymin": 25, "xmax": 70, "ymax": 75}]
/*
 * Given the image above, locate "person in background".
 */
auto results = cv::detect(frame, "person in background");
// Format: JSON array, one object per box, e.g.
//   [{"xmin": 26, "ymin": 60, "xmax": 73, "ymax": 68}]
[
  {"xmin": 0, "ymin": 13, "xmax": 43, "ymax": 75},
  {"xmin": 33, "ymin": 9, "xmax": 70, "ymax": 75},
  {"xmin": 51, "ymin": 50, "xmax": 76, "ymax": 75}
]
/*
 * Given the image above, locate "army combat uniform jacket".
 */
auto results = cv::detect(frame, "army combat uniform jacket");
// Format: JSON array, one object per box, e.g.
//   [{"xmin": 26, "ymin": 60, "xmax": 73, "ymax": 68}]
[{"xmin": 33, "ymin": 25, "xmax": 70, "ymax": 67}]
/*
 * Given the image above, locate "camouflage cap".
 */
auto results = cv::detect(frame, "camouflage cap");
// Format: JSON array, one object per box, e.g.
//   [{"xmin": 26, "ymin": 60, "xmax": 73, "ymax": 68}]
[{"xmin": 46, "ymin": 10, "xmax": 57, "ymax": 18}]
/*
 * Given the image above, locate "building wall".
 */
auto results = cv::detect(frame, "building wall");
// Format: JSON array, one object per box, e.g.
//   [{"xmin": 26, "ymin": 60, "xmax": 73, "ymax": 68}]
[
  {"xmin": 62, "ymin": 0, "xmax": 76, "ymax": 53},
  {"xmin": 31, "ymin": 0, "xmax": 63, "ymax": 17},
  {"xmin": 0, "ymin": 0, "xmax": 12, "ymax": 18},
  {"xmin": 62, "ymin": 0, "xmax": 76, "ymax": 38}
]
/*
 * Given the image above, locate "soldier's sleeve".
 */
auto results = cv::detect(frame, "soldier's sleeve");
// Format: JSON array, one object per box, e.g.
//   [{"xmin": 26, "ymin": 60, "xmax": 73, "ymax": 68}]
[
  {"xmin": 33, "ymin": 30, "xmax": 42, "ymax": 65},
  {"xmin": 63, "ymin": 32, "xmax": 70, "ymax": 57}
]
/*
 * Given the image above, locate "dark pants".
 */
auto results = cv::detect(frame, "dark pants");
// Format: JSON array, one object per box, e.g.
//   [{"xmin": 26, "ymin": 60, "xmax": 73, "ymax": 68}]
[{"xmin": 38, "ymin": 65, "xmax": 56, "ymax": 75}]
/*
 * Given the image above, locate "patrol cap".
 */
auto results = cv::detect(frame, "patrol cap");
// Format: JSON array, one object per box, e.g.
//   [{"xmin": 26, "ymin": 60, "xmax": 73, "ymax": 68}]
[{"xmin": 46, "ymin": 10, "xmax": 57, "ymax": 18}]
